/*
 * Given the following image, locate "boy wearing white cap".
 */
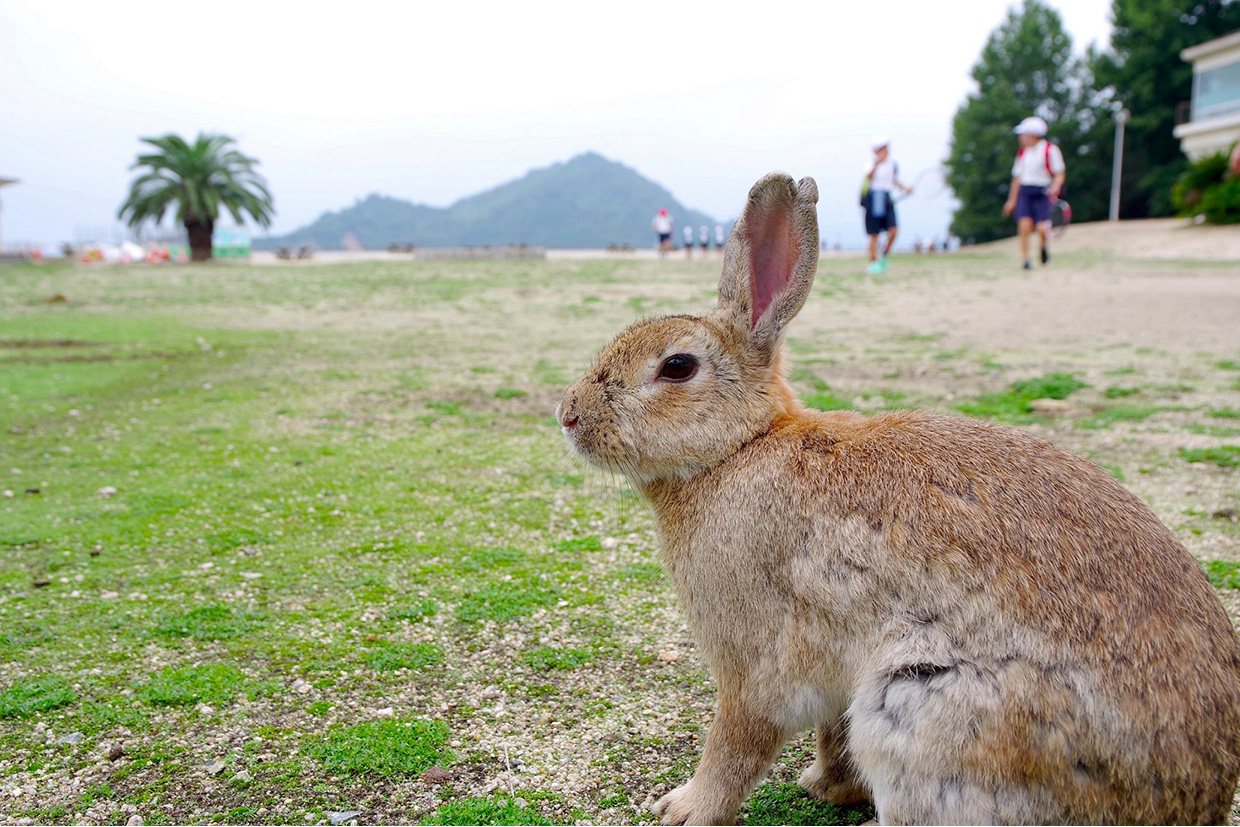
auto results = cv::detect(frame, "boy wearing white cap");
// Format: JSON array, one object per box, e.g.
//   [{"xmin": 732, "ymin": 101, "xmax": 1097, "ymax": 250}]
[
  {"xmin": 1003, "ymin": 116, "xmax": 1066, "ymax": 269},
  {"xmin": 862, "ymin": 135, "xmax": 912, "ymax": 274}
]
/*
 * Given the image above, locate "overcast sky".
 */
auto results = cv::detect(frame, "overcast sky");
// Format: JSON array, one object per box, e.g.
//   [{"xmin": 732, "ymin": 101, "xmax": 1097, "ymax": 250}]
[{"xmin": 1, "ymin": 0, "xmax": 1114, "ymax": 252}]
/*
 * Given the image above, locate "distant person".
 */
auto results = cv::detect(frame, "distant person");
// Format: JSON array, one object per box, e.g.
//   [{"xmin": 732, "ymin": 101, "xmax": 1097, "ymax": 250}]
[
  {"xmin": 1231, "ymin": 141, "xmax": 1240, "ymax": 175},
  {"xmin": 698, "ymin": 225, "xmax": 710, "ymax": 256},
  {"xmin": 683, "ymin": 224, "xmax": 695, "ymax": 258},
  {"xmin": 860, "ymin": 134, "xmax": 912, "ymax": 274},
  {"xmin": 714, "ymin": 224, "xmax": 725, "ymax": 254},
  {"xmin": 1003, "ymin": 115, "xmax": 1065, "ymax": 270},
  {"xmin": 652, "ymin": 208, "xmax": 674, "ymax": 257}
]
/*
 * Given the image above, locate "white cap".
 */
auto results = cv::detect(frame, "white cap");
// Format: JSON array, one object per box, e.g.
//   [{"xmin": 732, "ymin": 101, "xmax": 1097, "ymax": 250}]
[
  {"xmin": 870, "ymin": 134, "xmax": 890, "ymax": 151},
  {"xmin": 1013, "ymin": 116, "xmax": 1048, "ymax": 137}
]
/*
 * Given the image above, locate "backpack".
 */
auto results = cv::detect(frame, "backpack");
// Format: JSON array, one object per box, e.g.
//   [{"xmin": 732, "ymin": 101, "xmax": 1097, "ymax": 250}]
[
  {"xmin": 1018, "ymin": 141, "xmax": 1065, "ymax": 196},
  {"xmin": 859, "ymin": 161, "xmax": 898, "ymax": 207}
]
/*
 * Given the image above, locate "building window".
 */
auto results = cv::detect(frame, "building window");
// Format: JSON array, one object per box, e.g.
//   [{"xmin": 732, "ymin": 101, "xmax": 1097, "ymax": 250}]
[{"xmin": 1194, "ymin": 60, "xmax": 1240, "ymax": 121}]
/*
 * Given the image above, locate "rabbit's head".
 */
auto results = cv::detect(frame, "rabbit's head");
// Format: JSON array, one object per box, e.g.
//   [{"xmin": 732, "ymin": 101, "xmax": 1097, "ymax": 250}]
[{"xmin": 558, "ymin": 173, "xmax": 819, "ymax": 483}]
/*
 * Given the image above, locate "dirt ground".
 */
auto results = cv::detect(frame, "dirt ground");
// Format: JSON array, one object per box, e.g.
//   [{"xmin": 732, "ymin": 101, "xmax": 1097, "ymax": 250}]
[
  {"xmin": 4, "ymin": 217, "xmax": 1237, "ymax": 826},
  {"xmin": 866, "ymin": 218, "xmax": 1240, "ymax": 353}
]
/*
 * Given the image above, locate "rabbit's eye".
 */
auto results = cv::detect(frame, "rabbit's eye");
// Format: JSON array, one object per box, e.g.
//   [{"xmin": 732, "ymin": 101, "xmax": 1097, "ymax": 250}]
[{"xmin": 659, "ymin": 354, "xmax": 698, "ymax": 382}]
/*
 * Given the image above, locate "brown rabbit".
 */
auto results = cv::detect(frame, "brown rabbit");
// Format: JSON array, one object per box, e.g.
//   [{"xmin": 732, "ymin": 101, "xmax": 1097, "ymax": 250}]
[{"xmin": 557, "ymin": 173, "xmax": 1240, "ymax": 825}]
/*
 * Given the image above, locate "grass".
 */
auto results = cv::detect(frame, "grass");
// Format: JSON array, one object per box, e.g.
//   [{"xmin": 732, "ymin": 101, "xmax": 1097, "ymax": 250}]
[
  {"xmin": 1180, "ymin": 446, "xmax": 1240, "ymax": 468},
  {"xmin": 0, "ymin": 676, "xmax": 77, "ymax": 718},
  {"xmin": 522, "ymin": 646, "xmax": 597, "ymax": 672},
  {"xmin": 154, "ymin": 604, "xmax": 266, "ymax": 641},
  {"xmin": 307, "ymin": 719, "xmax": 454, "ymax": 776},
  {"xmin": 362, "ymin": 642, "xmax": 445, "ymax": 671},
  {"xmin": 1203, "ymin": 560, "xmax": 1240, "ymax": 590},
  {"xmin": 956, "ymin": 371, "xmax": 1088, "ymax": 422},
  {"xmin": 744, "ymin": 783, "xmax": 873, "ymax": 826},
  {"xmin": 425, "ymin": 794, "xmax": 552, "ymax": 825},
  {"xmin": 1, "ymin": 252, "xmax": 1238, "ymax": 825},
  {"xmin": 139, "ymin": 664, "xmax": 247, "ymax": 707}
]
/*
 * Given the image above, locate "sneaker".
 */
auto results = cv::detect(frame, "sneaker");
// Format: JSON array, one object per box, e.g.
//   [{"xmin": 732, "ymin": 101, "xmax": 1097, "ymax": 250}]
[
  {"xmin": 1041, "ymin": 246, "xmax": 1049, "ymax": 265},
  {"xmin": 866, "ymin": 260, "xmax": 882, "ymax": 275},
  {"xmin": 878, "ymin": 256, "xmax": 889, "ymax": 273},
  {"xmin": 1022, "ymin": 260, "xmax": 1033, "ymax": 270}
]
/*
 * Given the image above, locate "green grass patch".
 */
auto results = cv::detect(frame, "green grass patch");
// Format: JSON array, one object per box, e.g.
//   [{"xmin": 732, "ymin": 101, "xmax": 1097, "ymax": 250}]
[
  {"xmin": 621, "ymin": 562, "xmax": 664, "ymax": 583},
  {"xmin": 139, "ymin": 664, "xmax": 246, "ymax": 707},
  {"xmin": 1180, "ymin": 446, "xmax": 1240, "ymax": 468},
  {"xmin": 803, "ymin": 393, "xmax": 854, "ymax": 412},
  {"xmin": 1078, "ymin": 405, "xmax": 1164, "ymax": 429},
  {"xmin": 494, "ymin": 388, "xmax": 528, "ymax": 399},
  {"xmin": 0, "ymin": 622, "xmax": 54, "ymax": 653},
  {"xmin": 307, "ymin": 719, "xmax": 453, "ymax": 776},
  {"xmin": 154, "ymin": 605, "xmax": 265, "ymax": 641},
  {"xmin": 362, "ymin": 642, "xmax": 445, "ymax": 671},
  {"xmin": 0, "ymin": 676, "xmax": 77, "ymax": 718},
  {"xmin": 1203, "ymin": 560, "xmax": 1240, "ymax": 590},
  {"xmin": 957, "ymin": 372, "xmax": 1087, "ymax": 422},
  {"xmin": 744, "ymin": 782, "xmax": 873, "ymax": 825},
  {"xmin": 522, "ymin": 646, "xmax": 596, "ymax": 672},
  {"xmin": 455, "ymin": 581, "xmax": 561, "ymax": 623},
  {"xmin": 553, "ymin": 536, "xmax": 602, "ymax": 553},
  {"xmin": 389, "ymin": 599, "xmax": 439, "ymax": 622},
  {"xmin": 1012, "ymin": 372, "xmax": 1088, "ymax": 400},
  {"xmin": 1103, "ymin": 386, "xmax": 1141, "ymax": 399},
  {"xmin": 455, "ymin": 547, "xmax": 525, "ymax": 571},
  {"xmin": 425, "ymin": 794, "xmax": 552, "ymax": 826}
]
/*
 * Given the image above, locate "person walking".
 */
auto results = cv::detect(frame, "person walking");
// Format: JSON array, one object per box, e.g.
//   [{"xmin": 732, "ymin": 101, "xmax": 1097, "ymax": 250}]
[
  {"xmin": 861, "ymin": 135, "xmax": 912, "ymax": 274},
  {"xmin": 1003, "ymin": 116, "xmax": 1066, "ymax": 270},
  {"xmin": 652, "ymin": 208, "xmax": 674, "ymax": 257}
]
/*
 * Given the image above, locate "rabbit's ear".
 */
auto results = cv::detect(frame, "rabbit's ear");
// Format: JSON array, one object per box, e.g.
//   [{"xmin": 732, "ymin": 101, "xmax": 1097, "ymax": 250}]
[{"xmin": 717, "ymin": 174, "xmax": 819, "ymax": 364}]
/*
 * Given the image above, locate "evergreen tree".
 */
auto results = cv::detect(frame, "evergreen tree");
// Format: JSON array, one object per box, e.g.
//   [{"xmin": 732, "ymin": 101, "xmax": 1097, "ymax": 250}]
[
  {"xmin": 1092, "ymin": 0, "xmax": 1240, "ymax": 218},
  {"xmin": 947, "ymin": 0, "xmax": 1104, "ymax": 243}
]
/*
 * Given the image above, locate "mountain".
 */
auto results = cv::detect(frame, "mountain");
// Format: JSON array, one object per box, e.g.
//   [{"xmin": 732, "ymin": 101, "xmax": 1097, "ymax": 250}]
[{"xmin": 254, "ymin": 152, "xmax": 725, "ymax": 250}]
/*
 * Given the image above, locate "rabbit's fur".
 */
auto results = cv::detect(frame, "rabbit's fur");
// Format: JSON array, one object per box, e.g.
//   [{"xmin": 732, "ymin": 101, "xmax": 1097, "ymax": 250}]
[{"xmin": 557, "ymin": 173, "xmax": 1240, "ymax": 825}]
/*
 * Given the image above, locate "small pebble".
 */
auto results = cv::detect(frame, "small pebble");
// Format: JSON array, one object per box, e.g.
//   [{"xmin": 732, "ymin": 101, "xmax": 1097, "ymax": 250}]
[{"xmin": 422, "ymin": 766, "xmax": 452, "ymax": 784}]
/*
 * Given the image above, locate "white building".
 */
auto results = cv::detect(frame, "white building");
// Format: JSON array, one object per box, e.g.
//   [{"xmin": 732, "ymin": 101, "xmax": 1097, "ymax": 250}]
[{"xmin": 1174, "ymin": 29, "xmax": 1240, "ymax": 159}]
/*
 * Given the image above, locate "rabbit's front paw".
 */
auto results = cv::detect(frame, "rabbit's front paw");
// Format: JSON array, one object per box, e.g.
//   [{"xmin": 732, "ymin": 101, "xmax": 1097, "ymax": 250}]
[{"xmin": 652, "ymin": 781, "xmax": 734, "ymax": 826}]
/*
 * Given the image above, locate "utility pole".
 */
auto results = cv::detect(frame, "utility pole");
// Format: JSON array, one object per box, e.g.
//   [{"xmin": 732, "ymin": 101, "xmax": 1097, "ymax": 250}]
[
  {"xmin": 1109, "ymin": 108, "xmax": 1129, "ymax": 222},
  {"xmin": 0, "ymin": 178, "xmax": 19, "ymax": 250}
]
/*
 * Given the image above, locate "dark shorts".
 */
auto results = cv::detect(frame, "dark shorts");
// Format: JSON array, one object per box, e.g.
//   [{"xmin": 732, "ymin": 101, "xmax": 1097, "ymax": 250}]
[
  {"xmin": 658, "ymin": 233, "xmax": 671, "ymax": 243},
  {"xmin": 1015, "ymin": 185, "xmax": 1052, "ymax": 224},
  {"xmin": 863, "ymin": 191, "xmax": 897, "ymax": 235}
]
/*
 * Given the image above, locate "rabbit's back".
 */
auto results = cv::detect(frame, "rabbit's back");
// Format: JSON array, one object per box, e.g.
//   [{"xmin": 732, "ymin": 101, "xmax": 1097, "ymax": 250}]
[{"xmin": 648, "ymin": 407, "xmax": 1240, "ymax": 823}]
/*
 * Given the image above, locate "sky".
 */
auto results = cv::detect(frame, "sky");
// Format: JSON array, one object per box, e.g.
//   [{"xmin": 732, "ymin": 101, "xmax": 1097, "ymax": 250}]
[{"xmin": 1, "ymin": 0, "xmax": 1115, "ymax": 252}]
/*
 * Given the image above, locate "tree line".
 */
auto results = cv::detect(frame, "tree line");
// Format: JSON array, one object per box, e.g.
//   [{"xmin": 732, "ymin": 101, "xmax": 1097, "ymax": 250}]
[{"xmin": 947, "ymin": 0, "xmax": 1240, "ymax": 243}]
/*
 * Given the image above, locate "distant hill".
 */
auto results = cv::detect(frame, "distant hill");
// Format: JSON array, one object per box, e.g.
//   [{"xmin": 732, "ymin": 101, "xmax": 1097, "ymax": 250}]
[{"xmin": 254, "ymin": 152, "xmax": 725, "ymax": 250}]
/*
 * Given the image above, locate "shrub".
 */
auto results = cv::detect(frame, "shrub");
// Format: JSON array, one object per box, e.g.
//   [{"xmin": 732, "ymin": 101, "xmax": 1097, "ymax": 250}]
[{"xmin": 1173, "ymin": 148, "xmax": 1240, "ymax": 225}]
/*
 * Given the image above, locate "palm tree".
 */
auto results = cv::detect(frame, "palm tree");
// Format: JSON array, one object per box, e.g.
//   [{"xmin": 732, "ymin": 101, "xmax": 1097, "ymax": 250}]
[{"xmin": 118, "ymin": 132, "xmax": 274, "ymax": 262}]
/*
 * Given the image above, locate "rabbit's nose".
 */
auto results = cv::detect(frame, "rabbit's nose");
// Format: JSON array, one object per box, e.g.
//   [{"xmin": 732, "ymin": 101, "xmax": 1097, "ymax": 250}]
[{"xmin": 557, "ymin": 396, "xmax": 580, "ymax": 430}]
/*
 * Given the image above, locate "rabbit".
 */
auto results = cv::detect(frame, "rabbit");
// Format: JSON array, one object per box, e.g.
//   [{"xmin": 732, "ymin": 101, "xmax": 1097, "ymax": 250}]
[{"xmin": 556, "ymin": 172, "xmax": 1240, "ymax": 825}]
